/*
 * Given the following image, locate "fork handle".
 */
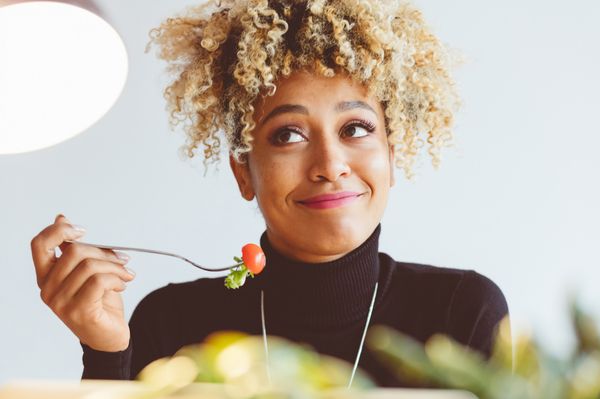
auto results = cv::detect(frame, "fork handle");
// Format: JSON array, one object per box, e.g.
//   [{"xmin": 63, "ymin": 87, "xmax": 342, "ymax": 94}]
[
  {"xmin": 63, "ymin": 239, "xmax": 239, "ymax": 272},
  {"xmin": 65, "ymin": 240, "xmax": 175, "ymax": 256}
]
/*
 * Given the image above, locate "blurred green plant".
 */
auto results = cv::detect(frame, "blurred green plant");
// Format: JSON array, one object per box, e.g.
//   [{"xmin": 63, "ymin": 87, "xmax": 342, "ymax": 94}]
[
  {"xmin": 128, "ymin": 297, "xmax": 600, "ymax": 399},
  {"xmin": 366, "ymin": 297, "xmax": 600, "ymax": 399},
  {"xmin": 132, "ymin": 331, "xmax": 375, "ymax": 399}
]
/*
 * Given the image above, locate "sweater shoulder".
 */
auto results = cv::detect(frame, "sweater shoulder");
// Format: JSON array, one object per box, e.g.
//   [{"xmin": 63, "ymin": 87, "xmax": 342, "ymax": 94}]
[
  {"xmin": 382, "ymin": 253, "xmax": 507, "ymax": 310},
  {"xmin": 378, "ymin": 253, "xmax": 509, "ymax": 358},
  {"xmin": 385, "ymin": 255, "xmax": 471, "ymax": 278},
  {"xmin": 380, "ymin": 253, "xmax": 470, "ymax": 291}
]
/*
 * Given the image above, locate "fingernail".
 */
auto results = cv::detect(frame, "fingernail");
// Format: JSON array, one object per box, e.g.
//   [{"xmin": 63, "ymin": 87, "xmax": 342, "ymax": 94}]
[
  {"xmin": 70, "ymin": 224, "xmax": 86, "ymax": 233},
  {"xmin": 115, "ymin": 251, "xmax": 130, "ymax": 261},
  {"xmin": 125, "ymin": 267, "xmax": 136, "ymax": 277}
]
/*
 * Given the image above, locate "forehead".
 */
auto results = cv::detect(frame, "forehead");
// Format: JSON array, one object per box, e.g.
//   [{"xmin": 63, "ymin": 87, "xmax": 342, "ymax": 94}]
[
  {"xmin": 253, "ymin": 70, "xmax": 381, "ymax": 121},
  {"xmin": 273, "ymin": 69, "xmax": 368, "ymax": 94}
]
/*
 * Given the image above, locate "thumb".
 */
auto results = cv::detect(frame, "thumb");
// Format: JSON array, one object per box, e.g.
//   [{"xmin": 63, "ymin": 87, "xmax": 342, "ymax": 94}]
[
  {"xmin": 55, "ymin": 213, "xmax": 76, "ymax": 254},
  {"xmin": 55, "ymin": 213, "xmax": 70, "ymax": 224}
]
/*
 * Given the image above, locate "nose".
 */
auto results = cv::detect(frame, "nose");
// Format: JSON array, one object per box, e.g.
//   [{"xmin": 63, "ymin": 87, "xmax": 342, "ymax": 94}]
[{"xmin": 307, "ymin": 134, "xmax": 351, "ymax": 182}]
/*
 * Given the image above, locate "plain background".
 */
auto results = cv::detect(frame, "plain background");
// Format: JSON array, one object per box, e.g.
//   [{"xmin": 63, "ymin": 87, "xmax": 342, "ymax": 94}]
[{"xmin": 1, "ymin": 0, "xmax": 599, "ymax": 385}]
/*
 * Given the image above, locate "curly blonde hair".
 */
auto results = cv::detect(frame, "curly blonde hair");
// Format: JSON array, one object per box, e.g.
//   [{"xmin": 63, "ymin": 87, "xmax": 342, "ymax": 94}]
[{"xmin": 145, "ymin": 0, "xmax": 464, "ymax": 180}]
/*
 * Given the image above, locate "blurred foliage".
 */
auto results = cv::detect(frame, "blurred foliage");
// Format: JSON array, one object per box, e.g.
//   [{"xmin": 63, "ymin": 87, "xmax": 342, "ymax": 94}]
[
  {"xmin": 129, "ymin": 297, "xmax": 600, "ymax": 399},
  {"xmin": 366, "ymin": 297, "xmax": 600, "ymax": 399},
  {"xmin": 133, "ymin": 331, "xmax": 374, "ymax": 399}
]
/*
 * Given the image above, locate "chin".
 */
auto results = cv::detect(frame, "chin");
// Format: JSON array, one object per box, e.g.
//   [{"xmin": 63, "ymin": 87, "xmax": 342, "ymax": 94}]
[{"xmin": 296, "ymin": 219, "xmax": 367, "ymax": 249}]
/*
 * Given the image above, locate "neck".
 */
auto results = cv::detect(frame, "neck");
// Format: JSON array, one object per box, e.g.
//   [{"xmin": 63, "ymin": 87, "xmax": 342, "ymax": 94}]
[
  {"xmin": 257, "ymin": 223, "xmax": 382, "ymax": 330},
  {"xmin": 264, "ymin": 227, "xmax": 357, "ymax": 263}
]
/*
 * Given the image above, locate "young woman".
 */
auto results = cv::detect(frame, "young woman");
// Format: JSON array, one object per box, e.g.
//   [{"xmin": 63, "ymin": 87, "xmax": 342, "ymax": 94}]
[{"xmin": 30, "ymin": 0, "xmax": 510, "ymax": 387}]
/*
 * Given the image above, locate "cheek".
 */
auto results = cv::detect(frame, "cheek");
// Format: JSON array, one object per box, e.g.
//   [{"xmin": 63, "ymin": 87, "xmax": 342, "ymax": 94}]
[
  {"xmin": 358, "ymin": 146, "xmax": 392, "ymax": 194},
  {"xmin": 253, "ymin": 158, "xmax": 302, "ymax": 227},
  {"xmin": 252, "ymin": 157, "xmax": 299, "ymax": 203}
]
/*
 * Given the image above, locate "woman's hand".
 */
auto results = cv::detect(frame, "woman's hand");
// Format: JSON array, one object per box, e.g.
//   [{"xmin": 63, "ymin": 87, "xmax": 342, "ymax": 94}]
[{"xmin": 30, "ymin": 214, "xmax": 136, "ymax": 352}]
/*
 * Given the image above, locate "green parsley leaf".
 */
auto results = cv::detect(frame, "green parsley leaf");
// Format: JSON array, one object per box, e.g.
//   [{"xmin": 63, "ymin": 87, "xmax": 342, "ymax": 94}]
[{"xmin": 224, "ymin": 265, "xmax": 249, "ymax": 289}]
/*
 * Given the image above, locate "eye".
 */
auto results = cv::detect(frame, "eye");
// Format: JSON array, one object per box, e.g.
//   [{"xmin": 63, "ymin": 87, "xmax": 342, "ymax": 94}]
[
  {"xmin": 341, "ymin": 119, "xmax": 376, "ymax": 138},
  {"xmin": 270, "ymin": 128, "xmax": 306, "ymax": 145}
]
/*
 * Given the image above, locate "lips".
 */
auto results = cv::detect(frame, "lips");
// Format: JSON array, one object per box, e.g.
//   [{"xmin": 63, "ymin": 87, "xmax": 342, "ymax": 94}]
[{"xmin": 298, "ymin": 191, "xmax": 362, "ymax": 204}]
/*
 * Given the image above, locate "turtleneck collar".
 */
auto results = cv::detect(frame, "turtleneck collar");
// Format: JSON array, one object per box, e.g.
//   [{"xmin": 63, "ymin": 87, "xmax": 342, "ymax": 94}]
[{"xmin": 256, "ymin": 223, "xmax": 382, "ymax": 331}]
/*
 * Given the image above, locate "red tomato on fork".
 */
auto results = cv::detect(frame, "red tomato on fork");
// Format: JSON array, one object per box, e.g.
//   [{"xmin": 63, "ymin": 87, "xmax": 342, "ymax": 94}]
[{"xmin": 241, "ymin": 243, "xmax": 266, "ymax": 274}]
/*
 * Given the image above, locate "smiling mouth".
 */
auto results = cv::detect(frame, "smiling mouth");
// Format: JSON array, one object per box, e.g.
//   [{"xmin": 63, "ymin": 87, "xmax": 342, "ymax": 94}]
[{"xmin": 297, "ymin": 193, "xmax": 365, "ymax": 209}]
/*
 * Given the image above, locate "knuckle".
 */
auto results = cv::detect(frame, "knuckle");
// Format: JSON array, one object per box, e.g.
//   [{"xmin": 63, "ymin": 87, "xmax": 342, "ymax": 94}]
[
  {"xmin": 89, "ymin": 309, "xmax": 104, "ymax": 325},
  {"xmin": 64, "ymin": 243, "xmax": 82, "ymax": 258},
  {"xmin": 62, "ymin": 243, "xmax": 75, "ymax": 256},
  {"xmin": 30, "ymin": 234, "xmax": 45, "ymax": 253},
  {"xmin": 48, "ymin": 295, "xmax": 61, "ymax": 311},
  {"xmin": 40, "ymin": 289, "xmax": 49, "ymax": 305},
  {"xmin": 61, "ymin": 301, "xmax": 74, "ymax": 317},
  {"xmin": 89, "ymin": 273, "xmax": 105, "ymax": 286},
  {"xmin": 67, "ymin": 307, "xmax": 81, "ymax": 324},
  {"xmin": 79, "ymin": 258, "xmax": 95, "ymax": 272},
  {"xmin": 72, "ymin": 244, "xmax": 84, "ymax": 257}
]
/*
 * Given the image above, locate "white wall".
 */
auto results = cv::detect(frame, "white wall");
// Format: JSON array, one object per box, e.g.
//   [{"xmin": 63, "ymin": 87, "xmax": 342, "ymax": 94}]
[{"xmin": 1, "ymin": 0, "xmax": 599, "ymax": 384}]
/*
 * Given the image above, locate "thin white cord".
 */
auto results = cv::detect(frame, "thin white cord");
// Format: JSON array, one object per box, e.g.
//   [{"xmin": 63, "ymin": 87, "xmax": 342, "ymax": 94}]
[
  {"xmin": 261, "ymin": 282, "xmax": 379, "ymax": 390},
  {"xmin": 348, "ymin": 281, "xmax": 378, "ymax": 389},
  {"xmin": 260, "ymin": 289, "xmax": 272, "ymax": 384}
]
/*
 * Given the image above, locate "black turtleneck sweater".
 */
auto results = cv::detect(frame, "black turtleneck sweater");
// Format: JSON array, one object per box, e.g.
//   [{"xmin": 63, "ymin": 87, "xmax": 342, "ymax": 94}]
[{"xmin": 80, "ymin": 223, "xmax": 510, "ymax": 387}]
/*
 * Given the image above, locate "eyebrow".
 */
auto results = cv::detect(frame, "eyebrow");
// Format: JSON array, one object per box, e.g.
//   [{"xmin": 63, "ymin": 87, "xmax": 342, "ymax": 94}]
[{"xmin": 258, "ymin": 100, "xmax": 377, "ymax": 127}]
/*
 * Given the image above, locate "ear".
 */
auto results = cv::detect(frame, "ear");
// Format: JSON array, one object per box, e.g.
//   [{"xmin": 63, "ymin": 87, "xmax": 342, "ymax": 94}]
[
  {"xmin": 389, "ymin": 144, "xmax": 396, "ymax": 187},
  {"xmin": 229, "ymin": 153, "xmax": 255, "ymax": 201}
]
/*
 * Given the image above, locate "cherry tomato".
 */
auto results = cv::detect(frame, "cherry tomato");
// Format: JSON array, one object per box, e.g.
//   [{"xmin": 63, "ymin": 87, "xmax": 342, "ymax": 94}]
[{"xmin": 241, "ymin": 243, "xmax": 266, "ymax": 274}]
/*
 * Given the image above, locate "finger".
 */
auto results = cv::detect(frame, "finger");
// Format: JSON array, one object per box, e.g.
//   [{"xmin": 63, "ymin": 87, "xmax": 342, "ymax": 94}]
[
  {"xmin": 55, "ymin": 214, "xmax": 85, "ymax": 254},
  {"xmin": 73, "ymin": 273, "xmax": 128, "ymax": 309},
  {"xmin": 31, "ymin": 215, "xmax": 86, "ymax": 287},
  {"xmin": 41, "ymin": 243, "xmax": 129, "ymax": 304},
  {"xmin": 53, "ymin": 214, "xmax": 129, "ymax": 267},
  {"xmin": 47, "ymin": 259, "xmax": 135, "ymax": 310}
]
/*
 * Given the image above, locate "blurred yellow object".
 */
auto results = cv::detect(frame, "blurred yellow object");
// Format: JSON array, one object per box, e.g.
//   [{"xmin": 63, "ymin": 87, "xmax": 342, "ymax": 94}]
[
  {"xmin": 137, "ymin": 356, "xmax": 199, "ymax": 394},
  {"xmin": 0, "ymin": 379, "xmax": 478, "ymax": 399}
]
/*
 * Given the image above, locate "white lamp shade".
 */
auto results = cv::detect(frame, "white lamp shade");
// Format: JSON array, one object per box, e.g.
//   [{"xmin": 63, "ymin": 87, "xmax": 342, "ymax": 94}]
[{"xmin": 0, "ymin": 1, "xmax": 128, "ymax": 154}]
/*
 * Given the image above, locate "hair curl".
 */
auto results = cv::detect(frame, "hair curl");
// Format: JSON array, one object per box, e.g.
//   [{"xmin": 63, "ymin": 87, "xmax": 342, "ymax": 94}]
[{"xmin": 145, "ymin": 0, "xmax": 464, "ymax": 180}]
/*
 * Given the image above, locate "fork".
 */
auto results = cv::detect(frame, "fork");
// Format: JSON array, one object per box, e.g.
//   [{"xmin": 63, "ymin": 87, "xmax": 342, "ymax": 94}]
[{"xmin": 64, "ymin": 240, "xmax": 243, "ymax": 272}]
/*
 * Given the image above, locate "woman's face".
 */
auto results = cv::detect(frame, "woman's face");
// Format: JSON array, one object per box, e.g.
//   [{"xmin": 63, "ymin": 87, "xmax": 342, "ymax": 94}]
[{"xmin": 230, "ymin": 70, "xmax": 395, "ymax": 263}]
